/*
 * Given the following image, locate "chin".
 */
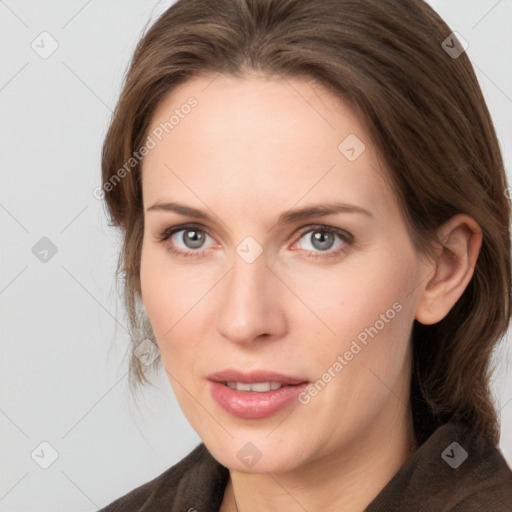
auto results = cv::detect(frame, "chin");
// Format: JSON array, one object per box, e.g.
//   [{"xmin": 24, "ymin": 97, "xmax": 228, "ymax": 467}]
[{"xmin": 204, "ymin": 434, "xmax": 304, "ymax": 474}]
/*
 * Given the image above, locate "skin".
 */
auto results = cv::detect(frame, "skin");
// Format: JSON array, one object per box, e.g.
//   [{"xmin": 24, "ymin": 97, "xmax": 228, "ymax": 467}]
[{"xmin": 139, "ymin": 70, "xmax": 482, "ymax": 512}]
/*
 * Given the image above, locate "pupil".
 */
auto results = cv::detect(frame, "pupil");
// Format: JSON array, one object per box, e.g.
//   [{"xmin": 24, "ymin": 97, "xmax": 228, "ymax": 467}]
[{"xmin": 312, "ymin": 231, "xmax": 334, "ymax": 250}]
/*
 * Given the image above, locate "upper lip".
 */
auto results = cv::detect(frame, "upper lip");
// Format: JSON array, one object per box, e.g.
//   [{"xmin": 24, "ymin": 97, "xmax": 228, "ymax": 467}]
[{"xmin": 207, "ymin": 369, "xmax": 308, "ymax": 385}]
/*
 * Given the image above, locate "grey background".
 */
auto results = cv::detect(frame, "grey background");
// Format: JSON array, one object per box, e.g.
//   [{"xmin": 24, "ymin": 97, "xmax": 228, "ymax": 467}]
[{"xmin": 0, "ymin": 0, "xmax": 511, "ymax": 510}]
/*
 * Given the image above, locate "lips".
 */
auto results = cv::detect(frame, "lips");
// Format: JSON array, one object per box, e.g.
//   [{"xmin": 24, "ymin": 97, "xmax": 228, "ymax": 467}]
[
  {"xmin": 207, "ymin": 369, "xmax": 308, "ymax": 386},
  {"xmin": 207, "ymin": 369, "xmax": 310, "ymax": 419}
]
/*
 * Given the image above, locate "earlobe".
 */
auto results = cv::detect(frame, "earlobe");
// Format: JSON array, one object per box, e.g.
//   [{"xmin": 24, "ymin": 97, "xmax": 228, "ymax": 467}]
[{"xmin": 415, "ymin": 214, "xmax": 482, "ymax": 325}]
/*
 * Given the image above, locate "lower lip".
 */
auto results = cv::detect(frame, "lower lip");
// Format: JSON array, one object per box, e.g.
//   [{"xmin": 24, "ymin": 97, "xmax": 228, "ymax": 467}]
[{"xmin": 208, "ymin": 381, "xmax": 309, "ymax": 419}]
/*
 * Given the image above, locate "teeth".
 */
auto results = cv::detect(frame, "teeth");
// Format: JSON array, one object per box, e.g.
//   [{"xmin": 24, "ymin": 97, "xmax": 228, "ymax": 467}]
[{"xmin": 225, "ymin": 381, "xmax": 283, "ymax": 392}]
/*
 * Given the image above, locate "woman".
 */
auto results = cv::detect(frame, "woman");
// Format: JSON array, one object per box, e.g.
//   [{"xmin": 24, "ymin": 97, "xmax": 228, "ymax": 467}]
[{"xmin": 98, "ymin": 0, "xmax": 512, "ymax": 510}]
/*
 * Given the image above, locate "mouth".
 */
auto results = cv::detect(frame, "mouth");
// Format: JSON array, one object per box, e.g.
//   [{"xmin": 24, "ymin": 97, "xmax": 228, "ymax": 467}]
[{"xmin": 207, "ymin": 369, "xmax": 309, "ymax": 419}]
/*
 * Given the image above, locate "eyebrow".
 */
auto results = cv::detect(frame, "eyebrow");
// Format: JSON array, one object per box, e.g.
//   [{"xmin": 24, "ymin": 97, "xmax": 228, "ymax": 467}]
[{"xmin": 146, "ymin": 201, "xmax": 373, "ymax": 226}]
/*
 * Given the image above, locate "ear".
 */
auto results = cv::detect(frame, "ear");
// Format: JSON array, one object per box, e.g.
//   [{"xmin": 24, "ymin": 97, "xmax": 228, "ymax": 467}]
[{"xmin": 415, "ymin": 214, "xmax": 482, "ymax": 325}]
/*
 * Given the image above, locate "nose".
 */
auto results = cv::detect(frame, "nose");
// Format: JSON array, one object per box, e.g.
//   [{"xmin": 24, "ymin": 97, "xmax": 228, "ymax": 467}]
[{"xmin": 215, "ymin": 248, "xmax": 287, "ymax": 346}]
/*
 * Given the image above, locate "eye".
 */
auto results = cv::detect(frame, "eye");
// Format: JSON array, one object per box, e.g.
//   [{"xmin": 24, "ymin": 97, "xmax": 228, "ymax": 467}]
[
  {"xmin": 157, "ymin": 224, "xmax": 216, "ymax": 258},
  {"xmin": 292, "ymin": 226, "xmax": 352, "ymax": 258}
]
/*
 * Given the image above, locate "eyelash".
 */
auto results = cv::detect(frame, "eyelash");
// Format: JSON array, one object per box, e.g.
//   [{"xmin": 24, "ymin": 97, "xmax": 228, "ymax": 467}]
[{"xmin": 156, "ymin": 223, "xmax": 353, "ymax": 260}]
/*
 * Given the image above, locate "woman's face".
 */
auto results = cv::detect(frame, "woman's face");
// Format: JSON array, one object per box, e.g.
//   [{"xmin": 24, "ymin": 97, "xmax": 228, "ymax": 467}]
[{"xmin": 140, "ymin": 72, "xmax": 429, "ymax": 472}]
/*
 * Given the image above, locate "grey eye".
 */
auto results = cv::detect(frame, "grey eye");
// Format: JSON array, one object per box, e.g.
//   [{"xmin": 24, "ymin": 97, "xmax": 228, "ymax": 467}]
[
  {"xmin": 297, "ymin": 229, "xmax": 345, "ymax": 252},
  {"xmin": 172, "ymin": 229, "xmax": 212, "ymax": 250}
]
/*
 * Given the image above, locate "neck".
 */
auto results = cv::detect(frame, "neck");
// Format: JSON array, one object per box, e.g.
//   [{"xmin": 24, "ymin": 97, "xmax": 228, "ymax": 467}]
[{"xmin": 221, "ymin": 402, "xmax": 417, "ymax": 512}]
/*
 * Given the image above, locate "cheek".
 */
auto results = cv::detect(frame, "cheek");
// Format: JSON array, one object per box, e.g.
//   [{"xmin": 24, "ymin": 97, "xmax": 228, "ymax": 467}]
[
  {"xmin": 139, "ymin": 241, "xmax": 217, "ymax": 368},
  {"xmin": 289, "ymin": 249, "xmax": 417, "ymax": 401},
  {"xmin": 288, "ymin": 247, "xmax": 416, "ymax": 343}
]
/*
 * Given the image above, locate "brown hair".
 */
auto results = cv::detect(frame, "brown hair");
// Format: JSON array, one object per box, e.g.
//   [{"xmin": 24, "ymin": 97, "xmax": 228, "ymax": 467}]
[{"xmin": 101, "ymin": 0, "xmax": 511, "ymax": 446}]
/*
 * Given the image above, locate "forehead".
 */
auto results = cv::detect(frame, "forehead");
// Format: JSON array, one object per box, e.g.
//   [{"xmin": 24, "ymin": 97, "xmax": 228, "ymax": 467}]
[
  {"xmin": 144, "ymin": 71, "xmax": 364, "ymax": 157},
  {"xmin": 141, "ymin": 72, "xmax": 395, "ymax": 219}
]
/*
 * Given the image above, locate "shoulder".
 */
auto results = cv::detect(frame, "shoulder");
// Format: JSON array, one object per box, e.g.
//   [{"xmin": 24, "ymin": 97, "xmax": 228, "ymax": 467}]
[
  {"xmin": 443, "ymin": 422, "xmax": 512, "ymax": 511},
  {"xmin": 365, "ymin": 421, "xmax": 512, "ymax": 512},
  {"xmin": 98, "ymin": 442, "xmax": 229, "ymax": 511}
]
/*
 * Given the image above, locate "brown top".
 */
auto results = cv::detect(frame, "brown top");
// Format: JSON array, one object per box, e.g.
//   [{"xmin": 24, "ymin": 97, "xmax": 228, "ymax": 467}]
[{"xmin": 99, "ymin": 421, "xmax": 512, "ymax": 511}]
